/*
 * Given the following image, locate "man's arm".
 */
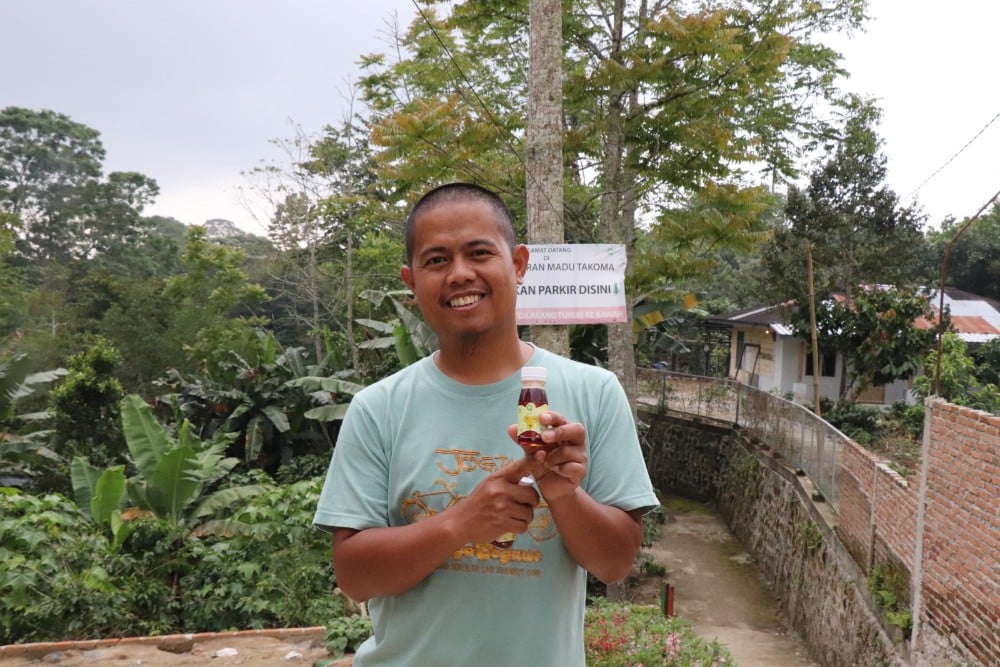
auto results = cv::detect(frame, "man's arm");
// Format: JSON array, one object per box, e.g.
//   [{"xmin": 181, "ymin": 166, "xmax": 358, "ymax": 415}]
[
  {"xmin": 518, "ymin": 411, "xmax": 645, "ymax": 584},
  {"xmin": 331, "ymin": 461, "xmax": 539, "ymax": 602},
  {"xmin": 544, "ymin": 490, "xmax": 644, "ymax": 584}
]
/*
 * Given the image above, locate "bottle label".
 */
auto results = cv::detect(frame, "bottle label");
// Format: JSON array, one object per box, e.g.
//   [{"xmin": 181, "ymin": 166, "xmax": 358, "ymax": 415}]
[{"xmin": 518, "ymin": 402, "xmax": 548, "ymax": 436}]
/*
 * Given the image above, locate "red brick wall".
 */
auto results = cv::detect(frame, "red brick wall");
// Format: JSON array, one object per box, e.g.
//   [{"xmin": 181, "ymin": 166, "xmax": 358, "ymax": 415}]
[
  {"xmin": 919, "ymin": 401, "xmax": 1000, "ymax": 665},
  {"xmin": 835, "ymin": 399, "xmax": 1000, "ymax": 666}
]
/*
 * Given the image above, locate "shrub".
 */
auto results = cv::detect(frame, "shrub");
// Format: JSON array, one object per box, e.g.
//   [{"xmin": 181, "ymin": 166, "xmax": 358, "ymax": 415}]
[
  {"xmin": 584, "ymin": 599, "xmax": 733, "ymax": 666},
  {"xmin": 179, "ymin": 478, "xmax": 342, "ymax": 632},
  {"xmin": 0, "ymin": 489, "xmax": 136, "ymax": 643}
]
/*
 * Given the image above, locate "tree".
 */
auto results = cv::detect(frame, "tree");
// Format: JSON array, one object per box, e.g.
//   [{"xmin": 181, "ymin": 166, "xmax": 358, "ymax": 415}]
[
  {"xmin": 0, "ymin": 107, "xmax": 158, "ymax": 270},
  {"xmin": 761, "ymin": 100, "xmax": 926, "ymax": 307},
  {"xmin": 804, "ymin": 286, "xmax": 938, "ymax": 400},
  {"xmin": 245, "ymin": 115, "xmax": 396, "ymax": 369},
  {"xmin": 923, "ymin": 204, "xmax": 1000, "ymax": 302},
  {"xmin": 915, "ymin": 332, "xmax": 1000, "ymax": 414},
  {"xmin": 48, "ymin": 338, "xmax": 126, "ymax": 469},
  {"xmin": 161, "ymin": 226, "xmax": 269, "ymax": 376},
  {"xmin": 357, "ymin": 0, "xmax": 867, "ymax": 400}
]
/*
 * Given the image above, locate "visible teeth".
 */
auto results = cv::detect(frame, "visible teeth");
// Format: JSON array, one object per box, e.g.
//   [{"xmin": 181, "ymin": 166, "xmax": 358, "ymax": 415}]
[{"xmin": 450, "ymin": 295, "xmax": 481, "ymax": 307}]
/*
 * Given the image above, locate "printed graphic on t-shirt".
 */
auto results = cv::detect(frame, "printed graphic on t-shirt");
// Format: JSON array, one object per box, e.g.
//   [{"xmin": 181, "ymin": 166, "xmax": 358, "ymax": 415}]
[{"xmin": 398, "ymin": 448, "xmax": 557, "ymax": 577}]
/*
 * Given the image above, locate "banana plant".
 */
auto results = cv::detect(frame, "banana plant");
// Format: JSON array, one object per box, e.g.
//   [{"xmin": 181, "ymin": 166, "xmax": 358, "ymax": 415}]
[
  {"xmin": 0, "ymin": 342, "xmax": 67, "ymax": 485},
  {"xmin": 356, "ymin": 289, "xmax": 438, "ymax": 367},
  {"xmin": 71, "ymin": 394, "xmax": 268, "ymax": 550},
  {"xmin": 160, "ymin": 329, "xmax": 361, "ymax": 472}
]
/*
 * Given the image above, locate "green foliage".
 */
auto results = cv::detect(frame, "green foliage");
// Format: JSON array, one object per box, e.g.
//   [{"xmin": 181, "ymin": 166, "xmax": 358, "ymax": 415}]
[
  {"xmin": 70, "ymin": 393, "xmax": 270, "ymax": 626},
  {"xmin": 796, "ymin": 287, "xmax": 938, "ymax": 401},
  {"xmin": 821, "ymin": 400, "xmax": 880, "ymax": 440},
  {"xmin": 915, "ymin": 333, "xmax": 1000, "ymax": 414},
  {"xmin": 179, "ymin": 478, "xmax": 343, "ymax": 632},
  {"xmin": 48, "ymin": 338, "xmax": 125, "ymax": 468},
  {"xmin": 0, "ymin": 477, "xmax": 351, "ymax": 643},
  {"xmin": 867, "ymin": 561, "xmax": 913, "ymax": 638},
  {"xmin": 924, "ymin": 203, "xmax": 1000, "ymax": 300},
  {"xmin": 802, "ymin": 521, "xmax": 823, "ymax": 553},
  {"xmin": 886, "ymin": 402, "xmax": 925, "ymax": 440},
  {"xmin": 0, "ymin": 107, "xmax": 158, "ymax": 270},
  {"xmin": 158, "ymin": 329, "xmax": 362, "ymax": 473},
  {"xmin": 0, "ymin": 339, "xmax": 66, "ymax": 488},
  {"xmin": 160, "ymin": 225, "xmax": 269, "ymax": 376},
  {"xmin": 361, "ymin": 0, "xmax": 865, "ymax": 294},
  {"xmin": 356, "ymin": 289, "xmax": 438, "ymax": 369},
  {"xmin": 0, "ymin": 489, "xmax": 142, "ymax": 643},
  {"xmin": 762, "ymin": 100, "xmax": 927, "ymax": 310},
  {"xmin": 324, "ymin": 615, "xmax": 373, "ymax": 658},
  {"xmin": 584, "ymin": 600, "xmax": 733, "ymax": 666},
  {"xmin": 972, "ymin": 336, "xmax": 1000, "ymax": 387}
]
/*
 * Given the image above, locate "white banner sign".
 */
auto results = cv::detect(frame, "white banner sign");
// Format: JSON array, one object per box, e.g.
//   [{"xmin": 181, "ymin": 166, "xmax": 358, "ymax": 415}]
[{"xmin": 516, "ymin": 244, "xmax": 627, "ymax": 325}]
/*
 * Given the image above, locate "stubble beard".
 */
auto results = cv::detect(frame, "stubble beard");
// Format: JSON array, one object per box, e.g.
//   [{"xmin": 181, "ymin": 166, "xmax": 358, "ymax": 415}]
[{"xmin": 456, "ymin": 330, "xmax": 486, "ymax": 359}]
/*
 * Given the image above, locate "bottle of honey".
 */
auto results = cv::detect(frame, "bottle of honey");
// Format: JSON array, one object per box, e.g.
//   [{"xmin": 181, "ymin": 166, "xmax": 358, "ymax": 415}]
[
  {"xmin": 492, "ymin": 366, "xmax": 549, "ymax": 549},
  {"xmin": 517, "ymin": 366, "xmax": 550, "ymax": 452}
]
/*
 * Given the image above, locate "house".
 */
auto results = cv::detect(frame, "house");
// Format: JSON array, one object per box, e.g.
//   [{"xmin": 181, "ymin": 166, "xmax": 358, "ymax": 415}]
[{"xmin": 705, "ymin": 287, "xmax": 1000, "ymax": 406}]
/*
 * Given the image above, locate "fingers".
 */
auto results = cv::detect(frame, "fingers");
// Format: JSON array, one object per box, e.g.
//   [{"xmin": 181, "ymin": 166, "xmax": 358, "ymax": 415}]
[{"xmin": 500, "ymin": 456, "xmax": 535, "ymax": 482}]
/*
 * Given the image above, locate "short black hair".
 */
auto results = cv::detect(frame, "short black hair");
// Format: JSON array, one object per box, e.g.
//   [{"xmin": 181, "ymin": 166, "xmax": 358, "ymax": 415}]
[{"xmin": 404, "ymin": 182, "xmax": 517, "ymax": 265}]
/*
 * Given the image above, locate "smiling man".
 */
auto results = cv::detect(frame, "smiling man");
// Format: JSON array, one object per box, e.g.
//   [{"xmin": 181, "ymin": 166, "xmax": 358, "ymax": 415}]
[{"xmin": 313, "ymin": 182, "xmax": 658, "ymax": 666}]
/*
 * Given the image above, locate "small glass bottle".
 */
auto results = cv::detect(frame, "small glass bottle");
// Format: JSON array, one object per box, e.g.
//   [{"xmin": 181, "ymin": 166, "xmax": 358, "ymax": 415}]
[
  {"xmin": 492, "ymin": 366, "xmax": 549, "ymax": 549},
  {"xmin": 517, "ymin": 366, "xmax": 551, "ymax": 452}
]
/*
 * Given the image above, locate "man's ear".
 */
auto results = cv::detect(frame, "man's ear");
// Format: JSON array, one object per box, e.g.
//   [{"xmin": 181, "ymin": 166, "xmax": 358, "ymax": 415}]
[
  {"xmin": 512, "ymin": 244, "xmax": 529, "ymax": 282},
  {"xmin": 400, "ymin": 264, "xmax": 415, "ymax": 290}
]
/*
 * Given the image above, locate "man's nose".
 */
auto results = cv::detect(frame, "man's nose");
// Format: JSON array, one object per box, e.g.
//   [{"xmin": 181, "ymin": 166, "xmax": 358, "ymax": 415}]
[{"xmin": 447, "ymin": 256, "xmax": 475, "ymax": 283}]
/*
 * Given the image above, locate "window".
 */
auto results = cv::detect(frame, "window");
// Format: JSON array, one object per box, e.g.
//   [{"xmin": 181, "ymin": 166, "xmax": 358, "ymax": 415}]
[{"xmin": 805, "ymin": 350, "xmax": 837, "ymax": 377}]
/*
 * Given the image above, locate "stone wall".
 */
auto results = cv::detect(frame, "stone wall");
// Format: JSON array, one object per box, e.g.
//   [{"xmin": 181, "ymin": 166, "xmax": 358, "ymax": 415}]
[
  {"xmin": 643, "ymin": 411, "xmax": 903, "ymax": 667},
  {"xmin": 645, "ymin": 397, "xmax": 1000, "ymax": 667}
]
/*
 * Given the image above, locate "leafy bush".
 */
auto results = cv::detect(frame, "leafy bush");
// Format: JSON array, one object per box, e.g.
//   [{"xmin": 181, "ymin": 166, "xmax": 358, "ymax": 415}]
[
  {"xmin": 323, "ymin": 615, "xmax": 373, "ymax": 657},
  {"xmin": 0, "ymin": 489, "xmax": 143, "ymax": 643},
  {"xmin": 0, "ymin": 474, "xmax": 350, "ymax": 642},
  {"xmin": 822, "ymin": 399, "xmax": 880, "ymax": 440},
  {"xmin": 584, "ymin": 600, "xmax": 733, "ymax": 666},
  {"xmin": 867, "ymin": 560, "xmax": 912, "ymax": 638},
  {"xmin": 886, "ymin": 402, "xmax": 924, "ymax": 439},
  {"xmin": 180, "ymin": 478, "xmax": 342, "ymax": 632}
]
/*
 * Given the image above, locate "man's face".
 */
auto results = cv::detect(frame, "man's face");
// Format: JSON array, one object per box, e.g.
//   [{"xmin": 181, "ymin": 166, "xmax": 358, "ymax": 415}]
[{"xmin": 400, "ymin": 199, "xmax": 527, "ymax": 347}]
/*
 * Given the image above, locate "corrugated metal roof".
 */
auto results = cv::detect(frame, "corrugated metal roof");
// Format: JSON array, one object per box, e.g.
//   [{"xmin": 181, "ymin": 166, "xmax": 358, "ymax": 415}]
[{"xmin": 710, "ymin": 288, "xmax": 1000, "ymax": 342}]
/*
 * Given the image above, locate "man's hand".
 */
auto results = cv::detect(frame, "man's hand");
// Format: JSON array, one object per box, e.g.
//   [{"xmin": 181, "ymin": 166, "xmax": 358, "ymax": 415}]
[
  {"xmin": 455, "ymin": 459, "xmax": 540, "ymax": 545},
  {"xmin": 508, "ymin": 411, "xmax": 588, "ymax": 502}
]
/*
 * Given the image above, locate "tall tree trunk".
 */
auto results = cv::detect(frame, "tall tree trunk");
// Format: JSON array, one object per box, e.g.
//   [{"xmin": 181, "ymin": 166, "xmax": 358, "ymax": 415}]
[
  {"xmin": 600, "ymin": 0, "xmax": 639, "ymax": 409},
  {"xmin": 526, "ymin": 0, "xmax": 567, "ymax": 356},
  {"xmin": 345, "ymin": 231, "xmax": 359, "ymax": 370}
]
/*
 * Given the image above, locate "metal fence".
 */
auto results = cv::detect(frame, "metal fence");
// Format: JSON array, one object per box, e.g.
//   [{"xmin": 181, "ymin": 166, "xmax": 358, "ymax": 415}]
[{"xmin": 636, "ymin": 367, "xmax": 852, "ymax": 512}]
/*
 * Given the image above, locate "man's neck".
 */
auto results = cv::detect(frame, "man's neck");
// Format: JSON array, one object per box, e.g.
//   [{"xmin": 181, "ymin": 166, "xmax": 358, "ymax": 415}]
[{"xmin": 433, "ymin": 337, "xmax": 534, "ymax": 385}]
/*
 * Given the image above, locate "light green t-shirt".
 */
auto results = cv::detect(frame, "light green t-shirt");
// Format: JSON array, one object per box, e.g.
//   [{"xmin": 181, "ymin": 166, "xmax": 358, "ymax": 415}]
[{"xmin": 313, "ymin": 347, "xmax": 658, "ymax": 667}]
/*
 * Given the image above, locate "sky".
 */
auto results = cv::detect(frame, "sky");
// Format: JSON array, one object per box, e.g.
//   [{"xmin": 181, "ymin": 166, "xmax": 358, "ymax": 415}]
[{"xmin": 2, "ymin": 1, "xmax": 999, "ymax": 234}]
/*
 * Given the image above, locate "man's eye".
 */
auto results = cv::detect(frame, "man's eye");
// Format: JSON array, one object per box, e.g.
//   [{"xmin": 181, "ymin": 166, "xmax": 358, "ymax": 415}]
[{"xmin": 424, "ymin": 256, "xmax": 446, "ymax": 266}]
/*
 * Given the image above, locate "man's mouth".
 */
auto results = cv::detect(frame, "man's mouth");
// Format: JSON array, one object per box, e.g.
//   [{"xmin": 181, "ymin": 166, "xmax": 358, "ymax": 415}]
[{"xmin": 448, "ymin": 294, "xmax": 483, "ymax": 308}]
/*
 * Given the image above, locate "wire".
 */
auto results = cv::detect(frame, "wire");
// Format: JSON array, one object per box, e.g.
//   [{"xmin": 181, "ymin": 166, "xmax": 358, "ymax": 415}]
[{"xmin": 907, "ymin": 108, "xmax": 1000, "ymax": 200}]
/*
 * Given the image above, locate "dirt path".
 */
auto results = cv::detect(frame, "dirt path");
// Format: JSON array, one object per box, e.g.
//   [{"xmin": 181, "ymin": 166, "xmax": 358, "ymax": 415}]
[{"xmin": 643, "ymin": 497, "xmax": 819, "ymax": 667}]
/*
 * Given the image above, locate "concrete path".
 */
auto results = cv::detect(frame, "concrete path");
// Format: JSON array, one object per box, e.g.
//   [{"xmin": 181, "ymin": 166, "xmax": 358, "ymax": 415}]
[{"xmin": 646, "ymin": 497, "xmax": 819, "ymax": 667}]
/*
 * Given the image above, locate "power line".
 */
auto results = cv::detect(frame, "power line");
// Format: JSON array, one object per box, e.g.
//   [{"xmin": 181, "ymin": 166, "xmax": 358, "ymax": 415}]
[{"xmin": 907, "ymin": 108, "xmax": 1000, "ymax": 200}]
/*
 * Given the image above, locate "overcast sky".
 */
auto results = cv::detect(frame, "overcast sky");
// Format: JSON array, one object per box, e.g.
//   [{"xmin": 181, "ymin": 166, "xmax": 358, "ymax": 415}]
[{"xmin": 2, "ymin": 1, "xmax": 998, "ymax": 233}]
